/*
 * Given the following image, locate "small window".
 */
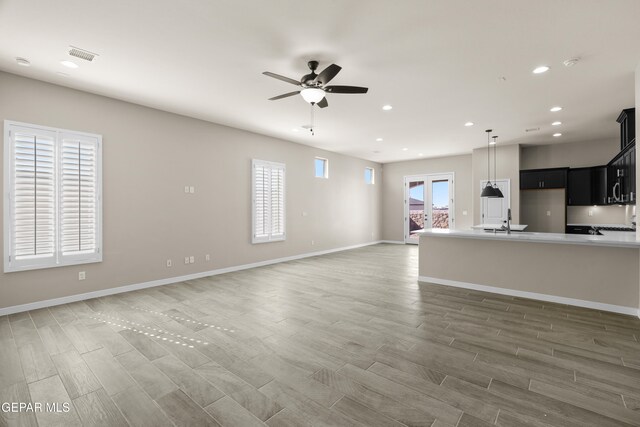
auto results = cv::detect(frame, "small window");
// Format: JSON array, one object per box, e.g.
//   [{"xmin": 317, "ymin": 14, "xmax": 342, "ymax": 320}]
[
  {"xmin": 315, "ymin": 157, "xmax": 328, "ymax": 178},
  {"xmin": 252, "ymin": 159, "xmax": 286, "ymax": 244},
  {"xmin": 365, "ymin": 167, "xmax": 375, "ymax": 184}
]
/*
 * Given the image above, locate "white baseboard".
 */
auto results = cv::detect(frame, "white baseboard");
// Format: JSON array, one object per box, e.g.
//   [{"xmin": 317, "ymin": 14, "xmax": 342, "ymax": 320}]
[
  {"xmin": 419, "ymin": 276, "xmax": 640, "ymax": 317},
  {"xmin": 0, "ymin": 241, "xmax": 383, "ymax": 316},
  {"xmin": 380, "ymin": 240, "xmax": 405, "ymax": 244}
]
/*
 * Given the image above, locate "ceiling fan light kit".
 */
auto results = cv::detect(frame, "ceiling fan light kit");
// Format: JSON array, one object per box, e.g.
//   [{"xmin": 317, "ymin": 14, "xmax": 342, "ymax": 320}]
[{"xmin": 300, "ymin": 88, "xmax": 325, "ymax": 104}]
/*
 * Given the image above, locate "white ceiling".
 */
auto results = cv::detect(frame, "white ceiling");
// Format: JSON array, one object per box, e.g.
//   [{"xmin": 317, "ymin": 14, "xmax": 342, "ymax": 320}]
[{"xmin": 1, "ymin": 0, "xmax": 640, "ymax": 163}]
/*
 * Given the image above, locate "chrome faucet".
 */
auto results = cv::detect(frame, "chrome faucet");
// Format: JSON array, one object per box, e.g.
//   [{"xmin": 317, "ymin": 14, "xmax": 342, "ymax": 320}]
[{"xmin": 500, "ymin": 208, "xmax": 512, "ymax": 234}]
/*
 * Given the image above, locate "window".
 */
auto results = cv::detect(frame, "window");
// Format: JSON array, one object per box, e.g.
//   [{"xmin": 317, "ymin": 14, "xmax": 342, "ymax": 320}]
[
  {"xmin": 314, "ymin": 157, "xmax": 328, "ymax": 178},
  {"xmin": 252, "ymin": 159, "xmax": 285, "ymax": 244},
  {"xmin": 365, "ymin": 167, "xmax": 375, "ymax": 184},
  {"xmin": 4, "ymin": 121, "xmax": 102, "ymax": 272}
]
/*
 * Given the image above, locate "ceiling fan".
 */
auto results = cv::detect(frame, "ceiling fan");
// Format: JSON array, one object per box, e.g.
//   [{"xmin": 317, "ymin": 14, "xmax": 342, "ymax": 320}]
[{"xmin": 263, "ymin": 60, "xmax": 368, "ymax": 108}]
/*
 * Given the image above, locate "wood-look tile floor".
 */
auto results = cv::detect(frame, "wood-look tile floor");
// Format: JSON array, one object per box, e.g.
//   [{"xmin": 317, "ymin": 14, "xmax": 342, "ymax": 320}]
[{"xmin": 2, "ymin": 243, "xmax": 640, "ymax": 426}]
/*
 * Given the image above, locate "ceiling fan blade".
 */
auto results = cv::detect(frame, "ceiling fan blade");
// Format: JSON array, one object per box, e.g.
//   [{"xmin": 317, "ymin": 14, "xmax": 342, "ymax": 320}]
[
  {"xmin": 316, "ymin": 97, "xmax": 328, "ymax": 108},
  {"xmin": 268, "ymin": 91, "xmax": 300, "ymax": 101},
  {"xmin": 263, "ymin": 71, "xmax": 301, "ymax": 86},
  {"xmin": 314, "ymin": 64, "xmax": 342, "ymax": 85},
  {"xmin": 325, "ymin": 85, "xmax": 368, "ymax": 94}
]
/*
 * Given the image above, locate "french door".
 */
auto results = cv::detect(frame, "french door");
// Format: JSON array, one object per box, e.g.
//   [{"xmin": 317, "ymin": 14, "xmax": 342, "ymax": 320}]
[{"xmin": 404, "ymin": 173, "xmax": 454, "ymax": 244}]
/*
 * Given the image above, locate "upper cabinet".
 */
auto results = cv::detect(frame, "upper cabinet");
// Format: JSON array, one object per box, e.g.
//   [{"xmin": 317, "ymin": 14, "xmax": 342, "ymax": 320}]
[
  {"xmin": 520, "ymin": 168, "xmax": 568, "ymax": 190},
  {"xmin": 567, "ymin": 166, "xmax": 608, "ymax": 206},
  {"xmin": 617, "ymin": 108, "xmax": 636, "ymax": 151}
]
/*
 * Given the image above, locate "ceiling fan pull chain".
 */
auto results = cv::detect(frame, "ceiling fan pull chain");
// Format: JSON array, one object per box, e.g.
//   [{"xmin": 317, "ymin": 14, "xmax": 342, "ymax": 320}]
[{"xmin": 310, "ymin": 104, "xmax": 315, "ymax": 136}]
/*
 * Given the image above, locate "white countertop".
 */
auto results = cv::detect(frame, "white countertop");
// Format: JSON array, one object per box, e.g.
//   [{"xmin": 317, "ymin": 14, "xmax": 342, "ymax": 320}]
[
  {"xmin": 567, "ymin": 223, "xmax": 632, "ymax": 228},
  {"xmin": 416, "ymin": 228, "xmax": 640, "ymax": 248},
  {"xmin": 471, "ymin": 224, "xmax": 528, "ymax": 231}
]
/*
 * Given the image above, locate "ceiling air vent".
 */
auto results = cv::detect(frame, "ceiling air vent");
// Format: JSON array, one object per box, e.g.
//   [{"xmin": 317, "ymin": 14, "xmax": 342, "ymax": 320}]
[
  {"xmin": 525, "ymin": 127, "xmax": 540, "ymax": 133},
  {"xmin": 68, "ymin": 46, "xmax": 99, "ymax": 62}
]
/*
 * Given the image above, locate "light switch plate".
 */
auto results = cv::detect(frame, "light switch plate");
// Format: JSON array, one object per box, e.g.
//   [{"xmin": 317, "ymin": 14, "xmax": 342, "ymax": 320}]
[
  {"xmin": 78, "ymin": 271, "xmax": 86, "ymax": 280},
  {"xmin": 189, "ymin": 186, "xmax": 195, "ymax": 194},
  {"xmin": 166, "ymin": 259, "xmax": 172, "ymax": 267},
  {"xmin": 184, "ymin": 257, "xmax": 189, "ymax": 264},
  {"xmin": 205, "ymin": 254, "xmax": 210, "ymax": 262},
  {"xmin": 546, "ymin": 211, "xmax": 551, "ymax": 216},
  {"xmin": 189, "ymin": 256, "xmax": 195, "ymax": 264},
  {"xmin": 184, "ymin": 186, "xmax": 189, "ymax": 193}
]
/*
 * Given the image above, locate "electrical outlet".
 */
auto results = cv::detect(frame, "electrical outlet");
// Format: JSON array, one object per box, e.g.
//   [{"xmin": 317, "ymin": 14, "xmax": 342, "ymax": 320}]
[
  {"xmin": 166, "ymin": 259, "xmax": 172, "ymax": 268},
  {"xmin": 184, "ymin": 257, "xmax": 189, "ymax": 265},
  {"xmin": 205, "ymin": 254, "xmax": 210, "ymax": 262},
  {"xmin": 189, "ymin": 186, "xmax": 195, "ymax": 194},
  {"xmin": 546, "ymin": 211, "xmax": 551, "ymax": 216},
  {"xmin": 78, "ymin": 271, "xmax": 86, "ymax": 280},
  {"xmin": 189, "ymin": 256, "xmax": 195, "ymax": 264},
  {"xmin": 184, "ymin": 186, "xmax": 189, "ymax": 193}
]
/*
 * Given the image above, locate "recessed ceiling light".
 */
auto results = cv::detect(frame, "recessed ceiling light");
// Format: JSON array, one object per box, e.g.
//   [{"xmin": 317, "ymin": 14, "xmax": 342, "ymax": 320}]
[
  {"xmin": 382, "ymin": 105, "xmax": 393, "ymax": 111},
  {"xmin": 402, "ymin": 147, "xmax": 408, "ymax": 151},
  {"xmin": 489, "ymin": 141, "xmax": 496, "ymax": 145},
  {"xmin": 291, "ymin": 128, "xmax": 299, "ymax": 132},
  {"xmin": 56, "ymin": 72, "xmax": 69, "ymax": 77},
  {"xmin": 60, "ymin": 60, "xmax": 79, "ymax": 69},
  {"xmin": 16, "ymin": 57, "xmax": 31, "ymax": 67},
  {"xmin": 533, "ymin": 65, "xmax": 550, "ymax": 74},
  {"xmin": 552, "ymin": 121, "xmax": 562, "ymax": 126},
  {"xmin": 376, "ymin": 138, "xmax": 383, "ymax": 142},
  {"xmin": 553, "ymin": 133, "xmax": 562, "ymax": 137},
  {"xmin": 418, "ymin": 153, "xmax": 424, "ymax": 157},
  {"xmin": 550, "ymin": 106, "xmax": 562, "ymax": 112},
  {"xmin": 464, "ymin": 122, "xmax": 474, "ymax": 127}
]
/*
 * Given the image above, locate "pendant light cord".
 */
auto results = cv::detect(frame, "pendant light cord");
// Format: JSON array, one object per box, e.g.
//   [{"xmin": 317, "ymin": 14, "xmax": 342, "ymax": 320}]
[{"xmin": 493, "ymin": 136, "xmax": 497, "ymax": 184}]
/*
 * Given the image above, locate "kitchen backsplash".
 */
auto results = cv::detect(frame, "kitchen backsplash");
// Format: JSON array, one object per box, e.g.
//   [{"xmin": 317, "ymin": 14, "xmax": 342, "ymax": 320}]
[{"xmin": 566, "ymin": 205, "xmax": 635, "ymax": 226}]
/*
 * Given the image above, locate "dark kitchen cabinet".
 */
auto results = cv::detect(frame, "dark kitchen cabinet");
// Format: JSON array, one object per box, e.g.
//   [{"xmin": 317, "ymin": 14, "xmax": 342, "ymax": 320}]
[
  {"xmin": 592, "ymin": 166, "xmax": 608, "ymax": 206},
  {"xmin": 567, "ymin": 168, "xmax": 593, "ymax": 205},
  {"xmin": 630, "ymin": 145, "xmax": 636, "ymax": 203},
  {"xmin": 617, "ymin": 108, "xmax": 636, "ymax": 151},
  {"xmin": 520, "ymin": 168, "xmax": 568, "ymax": 190},
  {"xmin": 568, "ymin": 166, "xmax": 608, "ymax": 206},
  {"xmin": 608, "ymin": 143, "xmax": 635, "ymax": 204},
  {"xmin": 566, "ymin": 225, "xmax": 593, "ymax": 235}
]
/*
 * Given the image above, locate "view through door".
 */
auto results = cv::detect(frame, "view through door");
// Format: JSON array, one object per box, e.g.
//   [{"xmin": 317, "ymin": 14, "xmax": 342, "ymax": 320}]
[{"xmin": 405, "ymin": 174, "xmax": 454, "ymax": 244}]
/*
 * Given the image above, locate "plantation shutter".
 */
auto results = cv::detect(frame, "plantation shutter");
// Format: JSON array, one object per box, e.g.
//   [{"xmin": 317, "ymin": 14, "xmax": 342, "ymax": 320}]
[
  {"xmin": 10, "ymin": 128, "xmax": 57, "ymax": 266},
  {"xmin": 4, "ymin": 122, "xmax": 102, "ymax": 272},
  {"xmin": 252, "ymin": 160, "xmax": 286, "ymax": 243},
  {"xmin": 270, "ymin": 166, "xmax": 285, "ymax": 239},
  {"xmin": 60, "ymin": 133, "xmax": 99, "ymax": 257}
]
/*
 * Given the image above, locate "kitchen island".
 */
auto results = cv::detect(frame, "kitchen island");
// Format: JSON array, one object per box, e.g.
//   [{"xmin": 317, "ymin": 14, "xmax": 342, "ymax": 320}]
[{"xmin": 416, "ymin": 229, "xmax": 640, "ymax": 315}]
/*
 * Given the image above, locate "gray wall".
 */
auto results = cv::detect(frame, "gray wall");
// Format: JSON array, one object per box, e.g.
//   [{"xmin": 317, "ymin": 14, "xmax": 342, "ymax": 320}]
[
  {"xmin": 521, "ymin": 138, "xmax": 618, "ymax": 169},
  {"xmin": 0, "ymin": 72, "xmax": 382, "ymax": 309},
  {"xmin": 521, "ymin": 189, "xmax": 566, "ymax": 233},
  {"xmin": 381, "ymin": 155, "xmax": 473, "ymax": 242}
]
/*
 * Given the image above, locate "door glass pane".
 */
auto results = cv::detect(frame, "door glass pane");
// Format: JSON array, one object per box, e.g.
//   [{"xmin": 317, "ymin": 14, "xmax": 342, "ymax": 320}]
[
  {"xmin": 431, "ymin": 180, "xmax": 449, "ymax": 229},
  {"xmin": 409, "ymin": 181, "xmax": 425, "ymax": 240}
]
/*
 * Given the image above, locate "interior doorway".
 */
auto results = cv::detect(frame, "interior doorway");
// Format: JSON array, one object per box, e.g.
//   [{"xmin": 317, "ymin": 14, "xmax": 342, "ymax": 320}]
[{"xmin": 404, "ymin": 173, "xmax": 454, "ymax": 244}]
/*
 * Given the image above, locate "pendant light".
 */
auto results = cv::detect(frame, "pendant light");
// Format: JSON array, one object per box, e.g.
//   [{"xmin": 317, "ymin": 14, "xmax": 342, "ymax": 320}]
[
  {"xmin": 481, "ymin": 129, "xmax": 498, "ymax": 197},
  {"xmin": 492, "ymin": 135, "xmax": 504, "ymax": 198}
]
